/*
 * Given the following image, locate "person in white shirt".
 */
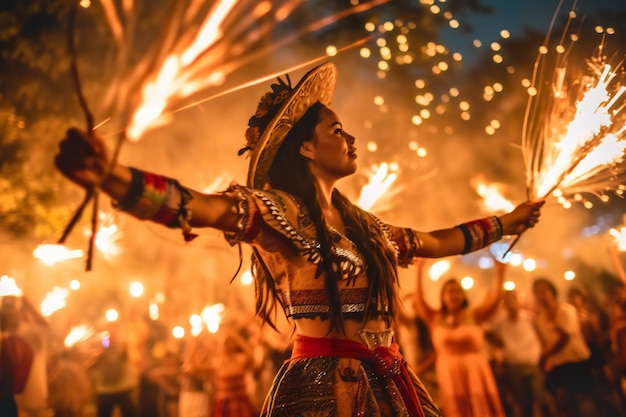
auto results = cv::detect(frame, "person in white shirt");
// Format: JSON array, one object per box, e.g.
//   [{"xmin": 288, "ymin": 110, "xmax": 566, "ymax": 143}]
[
  {"xmin": 491, "ymin": 290, "xmax": 546, "ymax": 417},
  {"xmin": 532, "ymin": 278, "xmax": 594, "ymax": 417}
]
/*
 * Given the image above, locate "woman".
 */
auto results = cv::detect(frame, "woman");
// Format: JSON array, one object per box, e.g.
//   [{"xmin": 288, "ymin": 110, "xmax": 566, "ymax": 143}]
[
  {"xmin": 414, "ymin": 258, "xmax": 507, "ymax": 417},
  {"xmin": 211, "ymin": 328, "xmax": 256, "ymax": 417},
  {"xmin": 55, "ymin": 62, "xmax": 543, "ymax": 417}
]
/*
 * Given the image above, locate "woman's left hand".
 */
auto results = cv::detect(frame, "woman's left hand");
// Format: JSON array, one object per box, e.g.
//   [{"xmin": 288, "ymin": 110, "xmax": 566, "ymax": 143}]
[{"xmin": 499, "ymin": 200, "xmax": 545, "ymax": 235}]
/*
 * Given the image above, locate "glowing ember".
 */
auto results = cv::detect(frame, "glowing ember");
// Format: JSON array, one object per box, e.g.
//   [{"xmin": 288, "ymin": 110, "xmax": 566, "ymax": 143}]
[
  {"xmin": 358, "ymin": 162, "xmax": 399, "ymax": 211},
  {"xmin": 0, "ymin": 275, "xmax": 22, "ymax": 297},
  {"xmin": 64, "ymin": 325, "xmax": 95, "ymax": 348},
  {"xmin": 610, "ymin": 226, "xmax": 626, "ymax": 251},
  {"xmin": 33, "ymin": 244, "xmax": 83, "ymax": 266},
  {"xmin": 41, "ymin": 287, "xmax": 70, "ymax": 317}
]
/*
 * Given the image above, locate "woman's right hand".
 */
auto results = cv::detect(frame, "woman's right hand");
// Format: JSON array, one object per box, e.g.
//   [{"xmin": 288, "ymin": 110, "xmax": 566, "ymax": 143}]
[{"xmin": 54, "ymin": 128, "xmax": 112, "ymax": 189}]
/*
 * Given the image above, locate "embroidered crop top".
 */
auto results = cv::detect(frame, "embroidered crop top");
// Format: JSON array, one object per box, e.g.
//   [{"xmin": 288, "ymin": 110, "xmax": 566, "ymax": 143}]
[{"xmin": 222, "ymin": 184, "xmax": 422, "ymax": 320}]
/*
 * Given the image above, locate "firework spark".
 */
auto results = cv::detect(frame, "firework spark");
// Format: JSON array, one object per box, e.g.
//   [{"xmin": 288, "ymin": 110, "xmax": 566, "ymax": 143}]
[
  {"xmin": 472, "ymin": 177, "xmax": 515, "ymax": 213},
  {"xmin": 93, "ymin": 212, "xmax": 123, "ymax": 260},
  {"xmin": 610, "ymin": 226, "xmax": 626, "ymax": 251},
  {"xmin": 0, "ymin": 275, "xmax": 22, "ymax": 297},
  {"xmin": 33, "ymin": 244, "xmax": 84, "ymax": 266},
  {"xmin": 522, "ymin": 27, "xmax": 625, "ymax": 202},
  {"xmin": 64, "ymin": 325, "xmax": 95, "ymax": 348},
  {"xmin": 41, "ymin": 287, "xmax": 70, "ymax": 317},
  {"xmin": 505, "ymin": 8, "xmax": 625, "ymax": 256},
  {"xmin": 358, "ymin": 162, "xmax": 399, "ymax": 211},
  {"xmin": 90, "ymin": 0, "xmax": 390, "ymax": 140}
]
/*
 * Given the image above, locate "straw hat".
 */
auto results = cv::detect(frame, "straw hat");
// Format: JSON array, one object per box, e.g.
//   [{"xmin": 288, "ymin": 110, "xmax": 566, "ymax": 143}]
[{"xmin": 240, "ymin": 62, "xmax": 337, "ymax": 188}]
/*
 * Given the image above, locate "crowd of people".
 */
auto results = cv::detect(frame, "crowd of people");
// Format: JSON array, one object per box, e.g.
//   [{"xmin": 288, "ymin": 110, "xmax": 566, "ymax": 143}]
[
  {"xmin": 2, "ymin": 246, "xmax": 626, "ymax": 417},
  {"xmin": 399, "ymin": 243, "xmax": 626, "ymax": 417}
]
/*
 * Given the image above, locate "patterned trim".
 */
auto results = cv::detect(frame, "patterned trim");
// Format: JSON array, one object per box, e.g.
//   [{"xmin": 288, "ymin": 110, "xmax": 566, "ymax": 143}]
[
  {"xmin": 115, "ymin": 168, "xmax": 197, "ymax": 241},
  {"xmin": 371, "ymin": 215, "xmax": 399, "ymax": 256},
  {"xmin": 456, "ymin": 216, "xmax": 503, "ymax": 254},
  {"xmin": 282, "ymin": 288, "xmax": 370, "ymax": 318},
  {"xmin": 225, "ymin": 187, "xmax": 365, "ymax": 282},
  {"xmin": 285, "ymin": 303, "xmax": 367, "ymax": 318},
  {"xmin": 394, "ymin": 228, "xmax": 421, "ymax": 267},
  {"xmin": 222, "ymin": 184, "xmax": 257, "ymax": 243},
  {"xmin": 116, "ymin": 167, "xmax": 144, "ymax": 210}
]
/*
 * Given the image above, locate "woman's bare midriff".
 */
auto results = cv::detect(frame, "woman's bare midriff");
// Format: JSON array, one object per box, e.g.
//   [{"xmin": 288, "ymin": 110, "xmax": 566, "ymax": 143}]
[{"xmin": 293, "ymin": 316, "xmax": 390, "ymax": 343}]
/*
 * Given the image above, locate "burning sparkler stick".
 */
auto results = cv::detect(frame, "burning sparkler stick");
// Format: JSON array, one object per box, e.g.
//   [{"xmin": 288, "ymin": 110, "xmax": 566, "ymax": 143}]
[
  {"xmin": 58, "ymin": 1, "xmax": 99, "ymax": 271},
  {"xmin": 503, "ymin": 8, "xmax": 626, "ymax": 257}
]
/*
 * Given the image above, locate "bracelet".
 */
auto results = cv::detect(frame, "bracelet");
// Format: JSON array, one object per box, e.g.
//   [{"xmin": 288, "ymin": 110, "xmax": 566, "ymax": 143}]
[
  {"xmin": 456, "ymin": 216, "xmax": 503, "ymax": 254},
  {"xmin": 114, "ymin": 167, "xmax": 197, "ymax": 241},
  {"xmin": 116, "ymin": 167, "xmax": 145, "ymax": 210}
]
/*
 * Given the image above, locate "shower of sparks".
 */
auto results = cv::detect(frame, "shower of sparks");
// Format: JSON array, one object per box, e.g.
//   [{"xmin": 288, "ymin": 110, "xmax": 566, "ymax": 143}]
[
  {"xmin": 91, "ymin": 0, "xmax": 390, "ymax": 140},
  {"xmin": 64, "ymin": 325, "xmax": 95, "ymax": 348},
  {"xmin": 0, "ymin": 275, "xmax": 22, "ymax": 297},
  {"xmin": 41, "ymin": 287, "xmax": 70, "ymax": 317},
  {"xmin": 472, "ymin": 177, "xmax": 515, "ymax": 213},
  {"xmin": 93, "ymin": 212, "xmax": 123, "ymax": 260},
  {"xmin": 520, "ymin": 12, "xmax": 626, "ymax": 203},
  {"xmin": 610, "ymin": 226, "xmax": 626, "ymax": 251},
  {"xmin": 358, "ymin": 162, "xmax": 400, "ymax": 211},
  {"xmin": 33, "ymin": 244, "xmax": 84, "ymax": 266}
]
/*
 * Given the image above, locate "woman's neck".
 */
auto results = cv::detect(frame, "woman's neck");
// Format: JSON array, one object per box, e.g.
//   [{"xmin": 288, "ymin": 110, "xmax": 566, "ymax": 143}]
[{"xmin": 314, "ymin": 176, "xmax": 336, "ymax": 210}]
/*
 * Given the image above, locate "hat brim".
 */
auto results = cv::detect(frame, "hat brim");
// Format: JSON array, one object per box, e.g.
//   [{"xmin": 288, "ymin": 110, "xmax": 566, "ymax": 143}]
[{"xmin": 247, "ymin": 62, "xmax": 338, "ymax": 189}]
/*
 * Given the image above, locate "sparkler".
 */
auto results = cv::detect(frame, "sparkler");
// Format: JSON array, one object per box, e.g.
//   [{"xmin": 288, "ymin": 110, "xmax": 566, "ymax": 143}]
[
  {"xmin": 472, "ymin": 177, "xmax": 515, "ymax": 213},
  {"xmin": 64, "ymin": 325, "xmax": 95, "ymax": 348},
  {"xmin": 358, "ymin": 162, "xmax": 400, "ymax": 212},
  {"xmin": 94, "ymin": 212, "xmax": 123, "ymax": 260},
  {"xmin": 504, "ymin": 8, "xmax": 625, "ymax": 256},
  {"xmin": 0, "ymin": 275, "xmax": 22, "ymax": 297},
  {"xmin": 33, "ymin": 244, "xmax": 84, "ymax": 266},
  {"xmin": 58, "ymin": 0, "xmax": 389, "ymax": 269},
  {"xmin": 41, "ymin": 287, "xmax": 70, "ymax": 317}
]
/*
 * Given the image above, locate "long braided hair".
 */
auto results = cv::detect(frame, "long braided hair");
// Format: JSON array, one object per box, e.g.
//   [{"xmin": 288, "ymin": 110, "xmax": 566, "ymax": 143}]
[{"xmin": 253, "ymin": 102, "xmax": 400, "ymax": 333}]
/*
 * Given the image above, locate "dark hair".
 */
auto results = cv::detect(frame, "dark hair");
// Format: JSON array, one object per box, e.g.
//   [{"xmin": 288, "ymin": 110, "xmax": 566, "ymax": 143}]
[
  {"xmin": 568, "ymin": 286, "xmax": 587, "ymax": 301},
  {"xmin": 253, "ymin": 102, "xmax": 400, "ymax": 333},
  {"xmin": 533, "ymin": 277, "xmax": 558, "ymax": 297},
  {"xmin": 440, "ymin": 278, "xmax": 469, "ymax": 316}
]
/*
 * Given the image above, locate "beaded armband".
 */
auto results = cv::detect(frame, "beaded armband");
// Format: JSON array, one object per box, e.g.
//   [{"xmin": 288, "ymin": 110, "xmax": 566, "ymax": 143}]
[
  {"xmin": 114, "ymin": 167, "xmax": 198, "ymax": 241},
  {"xmin": 455, "ymin": 216, "xmax": 503, "ymax": 254}
]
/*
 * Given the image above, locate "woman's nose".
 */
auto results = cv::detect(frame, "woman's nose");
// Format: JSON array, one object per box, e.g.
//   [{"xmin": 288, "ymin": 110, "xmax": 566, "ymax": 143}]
[{"xmin": 344, "ymin": 131, "xmax": 356, "ymax": 145}]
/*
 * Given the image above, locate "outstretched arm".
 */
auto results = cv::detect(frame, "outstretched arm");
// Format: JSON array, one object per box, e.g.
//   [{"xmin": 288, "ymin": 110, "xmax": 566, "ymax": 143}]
[
  {"xmin": 414, "ymin": 201, "xmax": 544, "ymax": 258},
  {"xmin": 413, "ymin": 258, "xmax": 438, "ymax": 326},
  {"xmin": 55, "ymin": 128, "xmax": 242, "ymax": 233},
  {"xmin": 474, "ymin": 257, "xmax": 505, "ymax": 324}
]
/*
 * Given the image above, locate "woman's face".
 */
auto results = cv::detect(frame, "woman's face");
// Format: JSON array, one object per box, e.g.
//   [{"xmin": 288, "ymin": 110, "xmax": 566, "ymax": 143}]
[
  {"xmin": 301, "ymin": 107, "xmax": 357, "ymax": 180},
  {"xmin": 442, "ymin": 281, "xmax": 466, "ymax": 312}
]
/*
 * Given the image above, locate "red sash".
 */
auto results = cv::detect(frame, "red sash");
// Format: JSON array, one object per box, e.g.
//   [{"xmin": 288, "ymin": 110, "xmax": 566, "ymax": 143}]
[{"xmin": 291, "ymin": 335, "xmax": 425, "ymax": 417}]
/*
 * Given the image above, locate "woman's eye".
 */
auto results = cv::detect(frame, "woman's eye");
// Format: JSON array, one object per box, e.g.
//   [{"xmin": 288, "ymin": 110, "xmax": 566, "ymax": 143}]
[{"xmin": 334, "ymin": 128, "xmax": 343, "ymax": 135}]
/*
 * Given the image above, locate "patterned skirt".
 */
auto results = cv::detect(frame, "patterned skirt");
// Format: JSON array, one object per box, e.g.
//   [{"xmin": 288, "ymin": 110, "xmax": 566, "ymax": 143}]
[{"xmin": 260, "ymin": 335, "xmax": 441, "ymax": 417}]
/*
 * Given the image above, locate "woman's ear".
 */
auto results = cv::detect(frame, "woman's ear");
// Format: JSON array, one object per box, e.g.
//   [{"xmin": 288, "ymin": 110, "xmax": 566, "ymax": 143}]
[{"xmin": 299, "ymin": 141, "xmax": 314, "ymax": 160}]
